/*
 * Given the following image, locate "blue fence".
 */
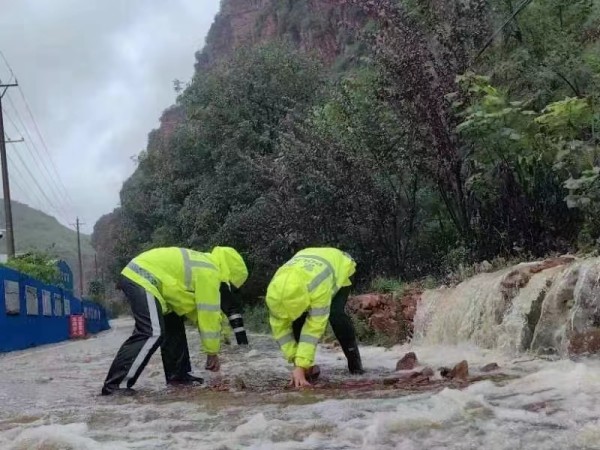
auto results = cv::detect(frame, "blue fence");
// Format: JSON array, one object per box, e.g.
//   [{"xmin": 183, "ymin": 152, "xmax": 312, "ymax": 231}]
[{"xmin": 0, "ymin": 266, "xmax": 110, "ymax": 353}]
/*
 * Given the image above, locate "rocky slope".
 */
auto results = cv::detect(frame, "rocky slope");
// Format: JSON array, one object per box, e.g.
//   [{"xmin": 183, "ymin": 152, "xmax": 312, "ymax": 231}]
[
  {"xmin": 350, "ymin": 256, "xmax": 600, "ymax": 357},
  {"xmin": 195, "ymin": 0, "xmax": 363, "ymax": 70}
]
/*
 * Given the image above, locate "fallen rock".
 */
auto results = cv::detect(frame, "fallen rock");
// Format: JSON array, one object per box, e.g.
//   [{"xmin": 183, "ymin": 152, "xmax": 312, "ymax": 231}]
[
  {"xmin": 441, "ymin": 361, "xmax": 469, "ymax": 380},
  {"xmin": 480, "ymin": 363, "xmax": 500, "ymax": 373},
  {"xmin": 369, "ymin": 312, "xmax": 399, "ymax": 336},
  {"xmin": 421, "ymin": 367, "xmax": 434, "ymax": 377},
  {"xmin": 306, "ymin": 365, "xmax": 321, "ymax": 383},
  {"xmin": 347, "ymin": 294, "xmax": 392, "ymax": 316},
  {"xmin": 383, "ymin": 377, "xmax": 402, "ymax": 386},
  {"xmin": 529, "ymin": 256, "xmax": 576, "ymax": 274},
  {"xmin": 450, "ymin": 360, "xmax": 469, "ymax": 380},
  {"xmin": 347, "ymin": 288, "xmax": 423, "ymax": 342},
  {"xmin": 396, "ymin": 352, "xmax": 418, "ymax": 371},
  {"xmin": 500, "ymin": 257, "xmax": 576, "ymax": 291}
]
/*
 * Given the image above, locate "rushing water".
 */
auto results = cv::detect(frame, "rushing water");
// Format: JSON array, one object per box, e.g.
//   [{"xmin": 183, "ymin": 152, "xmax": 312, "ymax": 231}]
[{"xmin": 2, "ymin": 318, "xmax": 600, "ymax": 449}]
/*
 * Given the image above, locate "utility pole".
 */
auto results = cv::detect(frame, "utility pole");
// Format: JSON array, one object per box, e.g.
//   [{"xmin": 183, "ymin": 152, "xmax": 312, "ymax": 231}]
[
  {"xmin": 75, "ymin": 218, "xmax": 84, "ymax": 297},
  {"xmin": 0, "ymin": 81, "xmax": 18, "ymax": 259}
]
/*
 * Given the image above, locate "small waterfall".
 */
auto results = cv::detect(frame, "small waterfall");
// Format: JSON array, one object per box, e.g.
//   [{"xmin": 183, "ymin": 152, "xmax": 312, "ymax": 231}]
[
  {"xmin": 413, "ymin": 257, "xmax": 600, "ymax": 356},
  {"xmin": 413, "ymin": 269, "xmax": 512, "ymax": 348}
]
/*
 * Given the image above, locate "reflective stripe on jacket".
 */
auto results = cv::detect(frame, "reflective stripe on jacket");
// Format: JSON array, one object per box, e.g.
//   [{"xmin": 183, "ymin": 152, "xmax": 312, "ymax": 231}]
[
  {"xmin": 121, "ymin": 247, "xmax": 227, "ymax": 355},
  {"xmin": 267, "ymin": 248, "xmax": 356, "ymax": 368}
]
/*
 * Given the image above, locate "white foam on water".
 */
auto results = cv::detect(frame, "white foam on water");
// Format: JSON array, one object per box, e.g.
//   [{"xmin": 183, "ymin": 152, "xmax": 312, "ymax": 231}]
[
  {"xmin": 3, "ymin": 318, "xmax": 600, "ymax": 449},
  {"xmin": 5, "ymin": 423, "xmax": 127, "ymax": 450}
]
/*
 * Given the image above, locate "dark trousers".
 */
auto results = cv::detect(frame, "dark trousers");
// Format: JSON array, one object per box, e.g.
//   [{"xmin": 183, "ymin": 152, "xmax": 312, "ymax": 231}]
[
  {"xmin": 103, "ymin": 276, "xmax": 192, "ymax": 390},
  {"xmin": 292, "ymin": 286, "xmax": 359, "ymax": 362},
  {"xmin": 220, "ymin": 283, "xmax": 248, "ymax": 345}
]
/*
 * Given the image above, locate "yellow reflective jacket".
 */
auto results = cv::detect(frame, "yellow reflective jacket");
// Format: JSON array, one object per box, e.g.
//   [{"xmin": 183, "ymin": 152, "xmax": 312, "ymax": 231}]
[
  {"xmin": 266, "ymin": 248, "xmax": 356, "ymax": 369},
  {"xmin": 121, "ymin": 246, "xmax": 248, "ymax": 355}
]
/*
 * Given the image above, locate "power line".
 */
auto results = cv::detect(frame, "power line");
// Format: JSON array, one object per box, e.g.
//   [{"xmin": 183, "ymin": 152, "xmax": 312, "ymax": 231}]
[
  {"xmin": 4, "ymin": 133, "xmax": 47, "ymax": 210},
  {"xmin": 2, "ymin": 110, "xmax": 71, "ymax": 221},
  {"xmin": 2, "ymin": 101, "xmax": 73, "ymax": 221},
  {"xmin": 0, "ymin": 50, "xmax": 78, "ymax": 219},
  {"xmin": 5, "ymin": 153, "xmax": 39, "ymax": 208},
  {"xmin": 0, "ymin": 50, "xmax": 77, "ymax": 211},
  {"xmin": 2, "ymin": 110, "xmax": 71, "ymax": 223},
  {"xmin": 0, "ymin": 50, "xmax": 16, "ymax": 82},
  {"xmin": 15, "ymin": 89, "xmax": 78, "ymax": 213},
  {"xmin": 2, "ymin": 106, "xmax": 72, "ymax": 222}
]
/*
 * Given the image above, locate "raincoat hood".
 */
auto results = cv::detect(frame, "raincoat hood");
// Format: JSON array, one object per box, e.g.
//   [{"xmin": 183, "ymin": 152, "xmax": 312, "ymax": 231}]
[
  {"xmin": 211, "ymin": 246, "xmax": 248, "ymax": 289},
  {"xmin": 266, "ymin": 268, "xmax": 310, "ymax": 321}
]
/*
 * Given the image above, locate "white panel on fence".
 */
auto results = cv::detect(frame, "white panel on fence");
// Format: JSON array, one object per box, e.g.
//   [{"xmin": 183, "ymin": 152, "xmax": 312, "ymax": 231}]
[
  {"xmin": 4, "ymin": 280, "xmax": 19, "ymax": 315},
  {"xmin": 26, "ymin": 286, "xmax": 38, "ymax": 315},
  {"xmin": 64, "ymin": 298, "xmax": 71, "ymax": 316},
  {"xmin": 42, "ymin": 291, "xmax": 52, "ymax": 316},
  {"xmin": 53, "ymin": 293, "xmax": 62, "ymax": 316}
]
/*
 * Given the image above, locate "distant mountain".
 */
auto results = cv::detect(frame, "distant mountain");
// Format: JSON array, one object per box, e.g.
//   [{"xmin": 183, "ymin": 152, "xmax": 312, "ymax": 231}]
[{"xmin": 0, "ymin": 200, "xmax": 96, "ymax": 292}]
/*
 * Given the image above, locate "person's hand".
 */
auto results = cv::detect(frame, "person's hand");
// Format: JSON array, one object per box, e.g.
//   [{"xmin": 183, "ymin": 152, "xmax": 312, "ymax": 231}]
[
  {"xmin": 205, "ymin": 354, "xmax": 220, "ymax": 372},
  {"xmin": 290, "ymin": 366, "xmax": 311, "ymax": 388}
]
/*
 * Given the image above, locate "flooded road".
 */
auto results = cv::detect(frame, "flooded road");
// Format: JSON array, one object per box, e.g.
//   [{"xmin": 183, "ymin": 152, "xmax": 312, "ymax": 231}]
[{"xmin": 2, "ymin": 318, "xmax": 600, "ymax": 449}]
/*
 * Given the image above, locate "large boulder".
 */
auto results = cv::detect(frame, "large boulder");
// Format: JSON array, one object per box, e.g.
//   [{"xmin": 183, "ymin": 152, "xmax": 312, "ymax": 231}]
[{"xmin": 396, "ymin": 352, "xmax": 418, "ymax": 371}]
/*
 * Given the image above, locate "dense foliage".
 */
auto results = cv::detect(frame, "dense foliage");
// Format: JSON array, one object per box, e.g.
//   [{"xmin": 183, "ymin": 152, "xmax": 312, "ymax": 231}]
[{"xmin": 93, "ymin": 0, "xmax": 600, "ymax": 301}]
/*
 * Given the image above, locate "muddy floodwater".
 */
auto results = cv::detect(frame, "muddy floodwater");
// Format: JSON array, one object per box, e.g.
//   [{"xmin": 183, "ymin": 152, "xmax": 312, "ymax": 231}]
[{"xmin": 2, "ymin": 318, "xmax": 600, "ymax": 449}]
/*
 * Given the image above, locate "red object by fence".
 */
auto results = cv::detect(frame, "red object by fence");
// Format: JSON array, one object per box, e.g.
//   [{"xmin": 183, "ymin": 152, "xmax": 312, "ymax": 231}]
[{"xmin": 69, "ymin": 314, "xmax": 86, "ymax": 338}]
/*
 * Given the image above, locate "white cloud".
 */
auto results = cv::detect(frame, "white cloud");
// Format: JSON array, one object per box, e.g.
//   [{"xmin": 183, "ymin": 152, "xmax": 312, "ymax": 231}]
[{"xmin": 0, "ymin": 0, "xmax": 220, "ymax": 232}]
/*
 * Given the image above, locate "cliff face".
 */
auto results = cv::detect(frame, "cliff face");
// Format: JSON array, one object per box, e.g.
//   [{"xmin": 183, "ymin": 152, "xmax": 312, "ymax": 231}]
[{"xmin": 195, "ymin": 0, "xmax": 362, "ymax": 70}]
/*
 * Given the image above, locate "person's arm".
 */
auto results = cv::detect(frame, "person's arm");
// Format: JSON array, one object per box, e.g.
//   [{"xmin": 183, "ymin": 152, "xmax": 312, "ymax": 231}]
[
  {"xmin": 220, "ymin": 283, "xmax": 248, "ymax": 345},
  {"xmin": 294, "ymin": 305, "xmax": 329, "ymax": 370},
  {"xmin": 194, "ymin": 269, "xmax": 222, "ymax": 370},
  {"xmin": 269, "ymin": 314, "xmax": 297, "ymax": 364}
]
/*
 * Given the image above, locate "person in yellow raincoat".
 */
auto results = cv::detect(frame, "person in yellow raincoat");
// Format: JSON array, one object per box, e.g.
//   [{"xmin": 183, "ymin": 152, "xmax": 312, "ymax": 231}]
[
  {"xmin": 102, "ymin": 246, "xmax": 248, "ymax": 396},
  {"xmin": 266, "ymin": 247, "xmax": 364, "ymax": 388}
]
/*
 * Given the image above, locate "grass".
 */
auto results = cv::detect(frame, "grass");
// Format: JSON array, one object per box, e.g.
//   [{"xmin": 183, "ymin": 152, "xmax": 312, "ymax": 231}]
[
  {"xmin": 369, "ymin": 276, "xmax": 404, "ymax": 296},
  {"xmin": 243, "ymin": 303, "xmax": 271, "ymax": 334}
]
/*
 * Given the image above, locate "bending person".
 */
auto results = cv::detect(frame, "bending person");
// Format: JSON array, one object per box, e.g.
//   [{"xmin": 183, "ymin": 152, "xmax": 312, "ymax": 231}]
[
  {"xmin": 266, "ymin": 247, "xmax": 364, "ymax": 388},
  {"xmin": 102, "ymin": 246, "xmax": 248, "ymax": 395}
]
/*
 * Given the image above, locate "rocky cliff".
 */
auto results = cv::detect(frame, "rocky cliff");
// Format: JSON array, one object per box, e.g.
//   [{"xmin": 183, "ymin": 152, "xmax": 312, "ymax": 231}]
[{"xmin": 195, "ymin": 0, "xmax": 363, "ymax": 70}]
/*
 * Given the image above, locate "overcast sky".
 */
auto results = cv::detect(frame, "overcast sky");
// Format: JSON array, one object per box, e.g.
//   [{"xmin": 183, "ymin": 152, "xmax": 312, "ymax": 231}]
[{"xmin": 0, "ymin": 0, "xmax": 220, "ymax": 233}]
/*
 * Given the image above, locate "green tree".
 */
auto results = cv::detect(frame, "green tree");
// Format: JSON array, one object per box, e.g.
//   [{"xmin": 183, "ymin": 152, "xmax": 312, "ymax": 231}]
[{"xmin": 3, "ymin": 252, "xmax": 60, "ymax": 285}]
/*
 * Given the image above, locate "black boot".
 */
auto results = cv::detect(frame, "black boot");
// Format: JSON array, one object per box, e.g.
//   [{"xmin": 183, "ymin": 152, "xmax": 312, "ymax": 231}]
[
  {"xmin": 166, "ymin": 373, "xmax": 204, "ymax": 386},
  {"xmin": 101, "ymin": 385, "xmax": 137, "ymax": 396},
  {"xmin": 344, "ymin": 346, "xmax": 365, "ymax": 375}
]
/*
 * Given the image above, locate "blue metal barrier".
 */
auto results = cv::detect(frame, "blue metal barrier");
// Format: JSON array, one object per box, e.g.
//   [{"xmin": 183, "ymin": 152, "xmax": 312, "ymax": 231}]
[{"xmin": 0, "ymin": 267, "xmax": 110, "ymax": 353}]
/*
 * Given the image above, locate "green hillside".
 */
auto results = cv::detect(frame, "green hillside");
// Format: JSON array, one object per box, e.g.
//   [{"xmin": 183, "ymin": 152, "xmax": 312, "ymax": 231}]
[{"xmin": 0, "ymin": 200, "xmax": 95, "ymax": 290}]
